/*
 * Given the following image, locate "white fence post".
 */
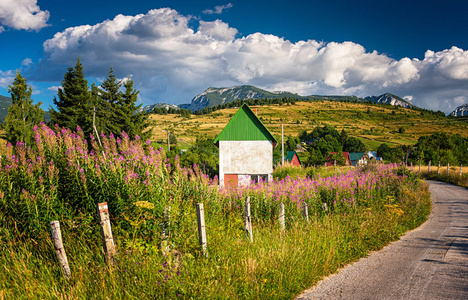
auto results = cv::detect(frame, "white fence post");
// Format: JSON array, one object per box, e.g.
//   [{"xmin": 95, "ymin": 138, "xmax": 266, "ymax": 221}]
[
  {"xmin": 461, "ymin": 165, "xmax": 463, "ymax": 177},
  {"xmin": 279, "ymin": 202, "xmax": 285, "ymax": 232},
  {"xmin": 244, "ymin": 197, "xmax": 253, "ymax": 242},
  {"xmin": 196, "ymin": 203, "xmax": 208, "ymax": 257},
  {"xmin": 428, "ymin": 160, "xmax": 431, "ymax": 173},
  {"xmin": 97, "ymin": 202, "xmax": 116, "ymax": 263},
  {"xmin": 50, "ymin": 221, "xmax": 71, "ymax": 279},
  {"xmin": 302, "ymin": 202, "xmax": 309, "ymax": 222},
  {"xmin": 447, "ymin": 163, "xmax": 450, "ymax": 176},
  {"xmin": 438, "ymin": 161, "xmax": 440, "ymax": 175}
]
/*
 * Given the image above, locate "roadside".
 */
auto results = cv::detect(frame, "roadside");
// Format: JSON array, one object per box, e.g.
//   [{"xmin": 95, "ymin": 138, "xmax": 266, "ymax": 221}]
[{"xmin": 297, "ymin": 180, "xmax": 468, "ymax": 300}]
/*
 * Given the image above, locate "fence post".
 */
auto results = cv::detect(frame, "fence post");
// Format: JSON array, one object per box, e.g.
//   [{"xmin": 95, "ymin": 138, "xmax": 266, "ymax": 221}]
[
  {"xmin": 447, "ymin": 163, "xmax": 450, "ymax": 176},
  {"xmin": 279, "ymin": 202, "xmax": 285, "ymax": 232},
  {"xmin": 97, "ymin": 202, "xmax": 116, "ymax": 263},
  {"xmin": 428, "ymin": 160, "xmax": 431, "ymax": 173},
  {"xmin": 302, "ymin": 202, "xmax": 309, "ymax": 222},
  {"xmin": 50, "ymin": 221, "xmax": 71, "ymax": 279},
  {"xmin": 461, "ymin": 165, "xmax": 463, "ymax": 177},
  {"xmin": 419, "ymin": 160, "xmax": 421, "ymax": 173},
  {"xmin": 411, "ymin": 162, "xmax": 413, "ymax": 172},
  {"xmin": 334, "ymin": 160, "xmax": 337, "ymax": 172},
  {"xmin": 244, "ymin": 197, "xmax": 253, "ymax": 243},
  {"xmin": 322, "ymin": 202, "xmax": 328, "ymax": 212},
  {"xmin": 438, "ymin": 161, "xmax": 440, "ymax": 175},
  {"xmin": 196, "ymin": 203, "xmax": 208, "ymax": 257},
  {"xmin": 161, "ymin": 206, "xmax": 171, "ymax": 255}
]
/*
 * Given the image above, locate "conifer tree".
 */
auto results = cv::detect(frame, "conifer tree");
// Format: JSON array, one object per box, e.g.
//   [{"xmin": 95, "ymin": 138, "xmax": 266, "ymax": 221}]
[
  {"xmin": 96, "ymin": 67, "xmax": 123, "ymax": 135},
  {"xmin": 50, "ymin": 58, "xmax": 92, "ymax": 135},
  {"xmin": 120, "ymin": 77, "xmax": 150, "ymax": 140},
  {"xmin": 5, "ymin": 71, "xmax": 44, "ymax": 146}
]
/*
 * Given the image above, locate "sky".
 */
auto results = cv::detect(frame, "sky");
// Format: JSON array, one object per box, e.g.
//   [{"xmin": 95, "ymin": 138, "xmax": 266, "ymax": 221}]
[{"xmin": 1, "ymin": 0, "xmax": 468, "ymax": 114}]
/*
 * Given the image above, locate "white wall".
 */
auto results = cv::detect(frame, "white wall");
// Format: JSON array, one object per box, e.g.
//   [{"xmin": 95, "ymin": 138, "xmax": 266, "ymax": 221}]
[{"xmin": 219, "ymin": 140, "xmax": 274, "ymax": 187}]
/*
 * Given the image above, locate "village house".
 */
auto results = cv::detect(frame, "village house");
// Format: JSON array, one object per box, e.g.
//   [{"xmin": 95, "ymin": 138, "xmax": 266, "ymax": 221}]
[
  {"xmin": 214, "ymin": 104, "xmax": 278, "ymax": 188},
  {"xmin": 284, "ymin": 151, "xmax": 302, "ymax": 167},
  {"xmin": 326, "ymin": 151, "xmax": 352, "ymax": 166},
  {"xmin": 349, "ymin": 152, "xmax": 369, "ymax": 166}
]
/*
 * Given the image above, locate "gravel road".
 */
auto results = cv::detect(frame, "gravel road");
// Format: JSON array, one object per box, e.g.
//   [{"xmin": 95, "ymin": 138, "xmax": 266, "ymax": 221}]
[{"xmin": 297, "ymin": 180, "xmax": 468, "ymax": 300}]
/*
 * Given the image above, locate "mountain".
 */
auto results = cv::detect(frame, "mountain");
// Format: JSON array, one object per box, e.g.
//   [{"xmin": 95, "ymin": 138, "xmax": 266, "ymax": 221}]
[
  {"xmin": 364, "ymin": 93, "xmax": 415, "ymax": 108},
  {"xmin": 0, "ymin": 95, "xmax": 12, "ymax": 123},
  {"xmin": 450, "ymin": 103, "xmax": 468, "ymax": 117},
  {"xmin": 137, "ymin": 103, "xmax": 180, "ymax": 113},
  {"xmin": 187, "ymin": 85, "xmax": 312, "ymax": 111},
  {"xmin": 0, "ymin": 95, "xmax": 51, "ymax": 123}
]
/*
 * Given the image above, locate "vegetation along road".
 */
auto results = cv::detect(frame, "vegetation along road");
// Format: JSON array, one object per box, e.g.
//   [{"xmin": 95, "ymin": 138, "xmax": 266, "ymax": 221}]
[{"xmin": 297, "ymin": 180, "xmax": 468, "ymax": 300}]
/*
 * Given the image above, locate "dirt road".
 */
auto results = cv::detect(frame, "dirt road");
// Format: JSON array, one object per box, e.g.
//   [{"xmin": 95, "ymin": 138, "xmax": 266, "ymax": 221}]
[{"xmin": 297, "ymin": 180, "xmax": 468, "ymax": 300}]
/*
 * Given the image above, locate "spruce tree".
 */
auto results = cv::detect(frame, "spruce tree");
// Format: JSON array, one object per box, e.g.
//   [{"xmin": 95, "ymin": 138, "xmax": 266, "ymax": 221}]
[
  {"xmin": 50, "ymin": 58, "xmax": 92, "ymax": 135},
  {"xmin": 97, "ymin": 67, "xmax": 123, "ymax": 135},
  {"xmin": 120, "ymin": 78, "xmax": 150, "ymax": 140},
  {"xmin": 5, "ymin": 71, "xmax": 44, "ymax": 146}
]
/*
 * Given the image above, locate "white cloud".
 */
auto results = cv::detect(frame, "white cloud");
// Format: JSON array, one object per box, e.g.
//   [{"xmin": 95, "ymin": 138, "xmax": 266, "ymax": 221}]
[
  {"xmin": 35, "ymin": 8, "xmax": 468, "ymax": 113},
  {"xmin": 0, "ymin": 70, "xmax": 15, "ymax": 88},
  {"xmin": 0, "ymin": 26, "xmax": 4, "ymax": 33},
  {"xmin": 47, "ymin": 85, "xmax": 61, "ymax": 91},
  {"xmin": 203, "ymin": 3, "xmax": 233, "ymax": 15},
  {"xmin": 0, "ymin": 0, "xmax": 50, "ymax": 31},
  {"xmin": 21, "ymin": 58, "xmax": 33, "ymax": 66}
]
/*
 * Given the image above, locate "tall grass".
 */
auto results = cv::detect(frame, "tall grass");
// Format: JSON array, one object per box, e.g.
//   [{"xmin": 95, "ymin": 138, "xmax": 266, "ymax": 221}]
[{"xmin": 0, "ymin": 124, "xmax": 431, "ymax": 299}]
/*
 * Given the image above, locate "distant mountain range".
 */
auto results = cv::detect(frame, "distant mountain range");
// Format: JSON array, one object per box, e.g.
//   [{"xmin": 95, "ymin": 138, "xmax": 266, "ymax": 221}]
[
  {"xmin": 450, "ymin": 103, "xmax": 468, "ymax": 117},
  {"xmin": 140, "ymin": 85, "xmax": 417, "ymax": 113}
]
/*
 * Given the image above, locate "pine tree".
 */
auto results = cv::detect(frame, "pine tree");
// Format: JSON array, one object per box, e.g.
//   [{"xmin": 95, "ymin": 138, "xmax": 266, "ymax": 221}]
[
  {"xmin": 96, "ymin": 67, "xmax": 123, "ymax": 135},
  {"xmin": 50, "ymin": 58, "xmax": 92, "ymax": 135},
  {"xmin": 120, "ymin": 78, "xmax": 150, "ymax": 140},
  {"xmin": 5, "ymin": 71, "xmax": 44, "ymax": 146}
]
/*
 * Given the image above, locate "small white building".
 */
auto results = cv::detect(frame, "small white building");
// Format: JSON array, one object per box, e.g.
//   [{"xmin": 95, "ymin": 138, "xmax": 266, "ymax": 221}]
[{"xmin": 214, "ymin": 104, "xmax": 278, "ymax": 188}]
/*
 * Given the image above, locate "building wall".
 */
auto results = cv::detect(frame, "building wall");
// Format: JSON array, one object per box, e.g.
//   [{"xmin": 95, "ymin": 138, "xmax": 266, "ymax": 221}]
[{"xmin": 219, "ymin": 140, "xmax": 273, "ymax": 187}]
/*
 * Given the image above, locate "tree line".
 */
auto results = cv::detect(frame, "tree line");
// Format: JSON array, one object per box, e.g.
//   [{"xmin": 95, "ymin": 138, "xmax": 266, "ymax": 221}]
[{"xmin": 3, "ymin": 59, "xmax": 149, "ymax": 146}]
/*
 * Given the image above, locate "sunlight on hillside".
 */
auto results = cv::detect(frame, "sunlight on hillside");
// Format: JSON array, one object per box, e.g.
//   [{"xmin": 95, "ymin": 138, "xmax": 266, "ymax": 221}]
[{"xmin": 148, "ymin": 101, "xmax": 468, "ymax": 150}]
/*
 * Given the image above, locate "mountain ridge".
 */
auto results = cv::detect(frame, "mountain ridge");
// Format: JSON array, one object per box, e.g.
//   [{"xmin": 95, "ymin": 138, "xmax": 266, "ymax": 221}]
[{"xmin": 450, "ymin": 103, "xmax": 468, "ymax": 117}]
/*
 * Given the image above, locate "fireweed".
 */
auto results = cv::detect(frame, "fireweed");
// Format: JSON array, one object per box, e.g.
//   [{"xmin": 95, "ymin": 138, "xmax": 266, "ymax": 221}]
[{"xmin": 0, "ymin": 125, "xmax": 431, "ymax": 299}]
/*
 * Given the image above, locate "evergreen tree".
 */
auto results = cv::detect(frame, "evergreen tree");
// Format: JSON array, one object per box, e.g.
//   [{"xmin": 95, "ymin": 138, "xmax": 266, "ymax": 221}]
[
  {"xmin": 50, "ymin": 58, "xmax": 92, "ymax": 135},
  {"xmin": 97, "ymin": 67, "xmax": 123, "ymax": 135},
  {"xmin": 120, "ymin": 77, "xmax": 150, "ymax": 140},
  {"xmin": 5, "ymin": 71, "xmax": 44, "ymax": 145}
]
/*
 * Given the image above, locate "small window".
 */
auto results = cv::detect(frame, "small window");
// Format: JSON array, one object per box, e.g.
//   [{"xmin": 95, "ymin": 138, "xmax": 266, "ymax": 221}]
[{"xmin": 250, "ymin": 174, "xmax": 268, "ymax": 184}]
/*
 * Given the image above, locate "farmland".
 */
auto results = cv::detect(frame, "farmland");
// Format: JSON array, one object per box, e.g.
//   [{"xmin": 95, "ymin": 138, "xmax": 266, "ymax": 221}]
[{"xmin": 146, "ymin": 101, "xmax": 468, "ymax": 150}]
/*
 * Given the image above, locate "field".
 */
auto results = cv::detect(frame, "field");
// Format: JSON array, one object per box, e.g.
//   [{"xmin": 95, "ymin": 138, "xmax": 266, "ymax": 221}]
[
  {"xmin": 146, "ymin": 101, "xmax": 468, "ymax": 150},
  {"xmin": 0, "ymin": 124, "xmax": 432, "ymax": 299}
]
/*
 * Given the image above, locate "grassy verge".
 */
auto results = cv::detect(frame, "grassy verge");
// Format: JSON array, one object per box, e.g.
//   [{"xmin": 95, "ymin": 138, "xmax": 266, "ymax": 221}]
[{"xmin": 0, "ymin": 125, "xmax": 431, "ymax": 299}]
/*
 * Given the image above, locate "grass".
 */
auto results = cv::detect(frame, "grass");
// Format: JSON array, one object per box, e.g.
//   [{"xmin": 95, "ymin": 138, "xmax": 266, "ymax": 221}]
[
  {"xmin": 147, "ymin": 101, "xmax": 468, "ymax": 150},
  {"xmin": 0, "ymin": 125, "xmax": 432, "ymax": 299}
]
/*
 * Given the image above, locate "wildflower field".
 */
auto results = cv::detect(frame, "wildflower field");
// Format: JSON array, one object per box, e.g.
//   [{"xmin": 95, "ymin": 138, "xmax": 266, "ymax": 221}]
[{"xmin": 0, "ymin": 124, "xmax": 431, "ymax": 299}]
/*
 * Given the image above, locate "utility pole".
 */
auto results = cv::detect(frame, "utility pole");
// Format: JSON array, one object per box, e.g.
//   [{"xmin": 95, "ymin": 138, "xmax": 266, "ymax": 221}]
[
  {"xmin": 167, "ymin": 130, "xmax": 171, "ymax": 152},
  {"xmin": 281, "ymin": 124, "xmax": 284, "ymax": 165}
]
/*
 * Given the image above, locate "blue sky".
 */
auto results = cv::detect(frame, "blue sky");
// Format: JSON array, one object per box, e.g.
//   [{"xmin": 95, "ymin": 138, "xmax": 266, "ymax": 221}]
[{"xmin": 1, "ymin": 0, "xmax": 468, "ymax": 113}]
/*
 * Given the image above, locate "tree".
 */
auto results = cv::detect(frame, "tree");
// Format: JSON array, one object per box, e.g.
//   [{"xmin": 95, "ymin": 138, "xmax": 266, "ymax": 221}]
[
  {"xmin": 50, "ymin": 58, "xmax": 92, "ymax": 134},
  {"xmin": 343, "ymin": 137, "xmax": 367, "ymax": 153},
  {"xmin": 5, "ymin": 71, "xmax": 44, "ymax": 145},
  {"xmin": 97, "ymin": 67, "xmax": 123, "ymax": 135},
  {"xmin": 339, "ymin": 129, "xmax": 348, "ymax": 146},
  {"xmin": 120, "ymin": 78, "xmax": 150, "ymax": 140}
]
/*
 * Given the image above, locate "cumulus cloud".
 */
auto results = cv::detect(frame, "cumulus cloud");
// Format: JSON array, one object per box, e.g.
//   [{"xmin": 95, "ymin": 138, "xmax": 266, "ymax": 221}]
[
  {"xmin": 0, "ymin": 0, "xmax": 50, "ymax": 31},
  {"xmin": 35, "ymin": 8, "xmax": 468, "ymax": 113},
  {"xmin": 203, "ymin": 3, "xmax": 233, "ymax": 15},
  {"xmin": 21, "ymin": 58, "xmax": 33, "ymax": 66},
  {"xmin": 0, "ymin": 70, "xmax": 15, "ymax": 88}
]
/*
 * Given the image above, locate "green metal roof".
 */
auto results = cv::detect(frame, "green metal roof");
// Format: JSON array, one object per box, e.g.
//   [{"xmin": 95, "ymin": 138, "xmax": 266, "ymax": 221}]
[
  {"xmin": 285, "ymin": 151, "xmax": 301, "ymax": 165},
  {"xmin": 213, "ymin": 104, "xmax": 278, "ymax": 147},
  {"xmin": 349, "ymin": 152, "xmax": 365, "ymax": 161}
]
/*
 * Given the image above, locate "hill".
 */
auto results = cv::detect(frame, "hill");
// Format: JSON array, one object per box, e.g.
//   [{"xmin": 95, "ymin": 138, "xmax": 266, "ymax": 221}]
[
  {"xmin": 364, "ymin": 93, "xmax": 415, "ymax": 108},
  {"xmin": 147, "ymin": 100, "xmax": 467, "ymax": 151},
  {"xmin": 450, "ymin": 103, "xmax": 468, "ymax": 117},
  {"xmin": 183, "ymin": 85, "xmax": 417, "ymax": 112},
  {"xmin": 0, "ymin": 95, "xmax": 12, "ymax": 122}
]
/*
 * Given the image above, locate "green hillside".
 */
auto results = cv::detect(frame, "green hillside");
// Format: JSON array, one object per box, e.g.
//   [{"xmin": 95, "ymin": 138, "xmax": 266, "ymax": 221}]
[{"xmin": 0, "ymin": 95, "xmax": 12, "ymax": 123}]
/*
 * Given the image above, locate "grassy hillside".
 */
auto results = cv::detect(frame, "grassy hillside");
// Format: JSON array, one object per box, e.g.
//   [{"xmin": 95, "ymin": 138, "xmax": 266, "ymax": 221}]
[
  {"xmin": 147, "ymin": 100, "xmax": 468, "ymax": 150},
  {"xmin": 0, "ymin": 95, "xmax": 11, "ymax": 123}
]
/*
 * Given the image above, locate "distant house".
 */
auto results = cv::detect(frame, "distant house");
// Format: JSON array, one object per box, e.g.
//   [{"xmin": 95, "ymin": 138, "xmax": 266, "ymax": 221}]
[
  {"xmin": 285, "ymin": 151, "xmax": 302, "ymax": 167},
  {"xmin": 214, "ymin": 104, "xmax": 278, "ymax": 188},
  {"xmin": 326, "ymin": 152, "xmax": 351, "ymax": 167},
  {"xmin": 367, "ymin": 151, "xmax": 383, "ymax": 162},
  {"xmin": 349, "ymin": 152, "xmax": 368, "ymax": 166}
]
